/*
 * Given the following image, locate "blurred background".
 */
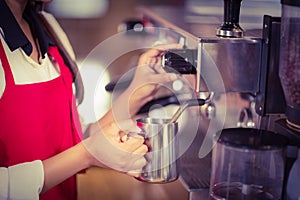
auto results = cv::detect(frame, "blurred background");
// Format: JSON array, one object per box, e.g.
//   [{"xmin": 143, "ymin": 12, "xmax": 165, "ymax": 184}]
[{"xmin": 46, "ymin": 0, "xmax": 184, "ymax": 59}]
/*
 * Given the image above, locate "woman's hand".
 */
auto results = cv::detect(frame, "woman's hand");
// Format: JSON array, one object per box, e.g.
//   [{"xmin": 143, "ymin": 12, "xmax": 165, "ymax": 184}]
[
  {"xmin": 98, "ymin": 43, "xmax": 182, "ymax": 130},
  {"xmin": 82, "ymin": 119, "xmax": 148, "ymax": 175},
  {"xmin": 129, "ymin": 43, "xmax": 182, "ymax": 103},
  {"xmin": 110, "ymin": 43, "xmax": 182, "ymax": 120}
]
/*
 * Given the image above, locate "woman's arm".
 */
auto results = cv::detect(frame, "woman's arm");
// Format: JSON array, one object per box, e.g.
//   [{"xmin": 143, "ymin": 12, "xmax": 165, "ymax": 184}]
[
  {"xmin": 42, "ymin": 119, "xmax": 147, "ymax": 194},
  {"xmin": 0, "ymin": 120, "xmax": 146, "ymax": 198},
  {"xmin": 41, "ymin": 142, "xmax": 95, "ymax": 193}
]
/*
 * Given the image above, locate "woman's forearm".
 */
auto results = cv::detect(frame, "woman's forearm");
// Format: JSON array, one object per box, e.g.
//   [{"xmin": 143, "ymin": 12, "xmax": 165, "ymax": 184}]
[{"xmin": 41, "ymin": 142, "xmax": 101, "ymax": 193}]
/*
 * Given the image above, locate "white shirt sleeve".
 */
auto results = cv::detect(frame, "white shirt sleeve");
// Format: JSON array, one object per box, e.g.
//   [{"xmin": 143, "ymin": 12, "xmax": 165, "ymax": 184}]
[{"xmin": 0, "ymin": 160, "xmax": 44, "ymax": 200}]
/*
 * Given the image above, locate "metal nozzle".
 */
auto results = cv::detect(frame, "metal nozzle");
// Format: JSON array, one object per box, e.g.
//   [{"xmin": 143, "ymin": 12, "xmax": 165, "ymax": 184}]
[{"xmin": 217, "ymin": 25, "xmax": 244, "ymax": 38}]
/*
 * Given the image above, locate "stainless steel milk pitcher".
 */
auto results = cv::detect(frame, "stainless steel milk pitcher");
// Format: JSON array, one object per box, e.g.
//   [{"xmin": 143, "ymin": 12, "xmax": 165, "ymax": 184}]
[{"xmin": 136, "ymin": 118, "xmax": 179, "ymax": 183}]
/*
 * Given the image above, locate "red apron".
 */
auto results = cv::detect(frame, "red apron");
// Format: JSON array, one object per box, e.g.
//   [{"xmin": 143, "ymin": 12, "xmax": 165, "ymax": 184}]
[{"xmin": 0, "ymin": 40, "xmax": 83, "ymax": 200}]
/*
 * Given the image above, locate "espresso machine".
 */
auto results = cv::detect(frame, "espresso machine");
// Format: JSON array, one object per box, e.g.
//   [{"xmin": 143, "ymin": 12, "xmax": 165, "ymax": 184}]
[
  {"xmin": 162, "ymin": 0, "xmax": 300, "ymax": 198},
  {"xmin": 109, "ymin": 0, "xmax": 300, "ymax": 199}
]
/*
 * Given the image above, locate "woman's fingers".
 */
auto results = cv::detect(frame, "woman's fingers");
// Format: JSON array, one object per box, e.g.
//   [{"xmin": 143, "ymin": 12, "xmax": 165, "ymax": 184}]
[
  {"xmin": 121, "ymin": 133, "xmax": 145, "ymax": 152},
  {"xmin": 145, "ymin": 43, "xmax": 183, "ymax": 57},
  {"xmin": 133, "ymin": 144, "xmax": 148, "ymax": 155},
  {"xmin": 127, "ymin": 157, "xmax": 147, "ymax": 176},
  {"xmin": 152, "ymin": 63, "xmax": 165, "ymax": 73},
  {"xmin": 148, "ymin": 72, "xmax": 177, "ymax": 84},
  {"xmin": 115, "ymin": 119, "xmax": 140, "ymax": 133},
  {"xmin": 138, "ymin": 43, "xmax": 183, "ymax": 66}
]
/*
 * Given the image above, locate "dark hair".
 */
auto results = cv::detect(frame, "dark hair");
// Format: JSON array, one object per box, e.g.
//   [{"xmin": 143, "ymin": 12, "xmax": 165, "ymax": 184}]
[{"xmin": 32, "ymin": 1, "xmax": 84, "ymax": 104}]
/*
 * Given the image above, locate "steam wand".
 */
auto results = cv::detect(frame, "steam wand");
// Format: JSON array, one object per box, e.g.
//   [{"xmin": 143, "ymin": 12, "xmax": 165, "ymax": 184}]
[{"xmin": 169, "ymin": 93, "xmax": 214, "ymax": 123}]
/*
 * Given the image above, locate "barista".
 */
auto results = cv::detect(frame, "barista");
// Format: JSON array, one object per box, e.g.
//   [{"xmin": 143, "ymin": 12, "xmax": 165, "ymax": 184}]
[{"xmin": 0, "ymin": 0, "xmax": 180, "ymax": 199}]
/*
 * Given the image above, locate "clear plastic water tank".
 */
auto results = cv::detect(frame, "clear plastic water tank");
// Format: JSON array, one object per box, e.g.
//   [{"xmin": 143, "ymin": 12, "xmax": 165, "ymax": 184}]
[{"xmin": 210, "ymin": 128, "xmax": 288, "ymax": 200}]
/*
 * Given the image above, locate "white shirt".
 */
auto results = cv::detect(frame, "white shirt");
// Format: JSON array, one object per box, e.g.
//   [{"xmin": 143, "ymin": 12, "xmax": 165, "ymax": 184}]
[
  {"xmin": 0, "ymin": 161, "xmax": 44, "ymax": 200},
  {"xmin": 0, "ymin": 35, "xmax": 60, "ymax": 97}
]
